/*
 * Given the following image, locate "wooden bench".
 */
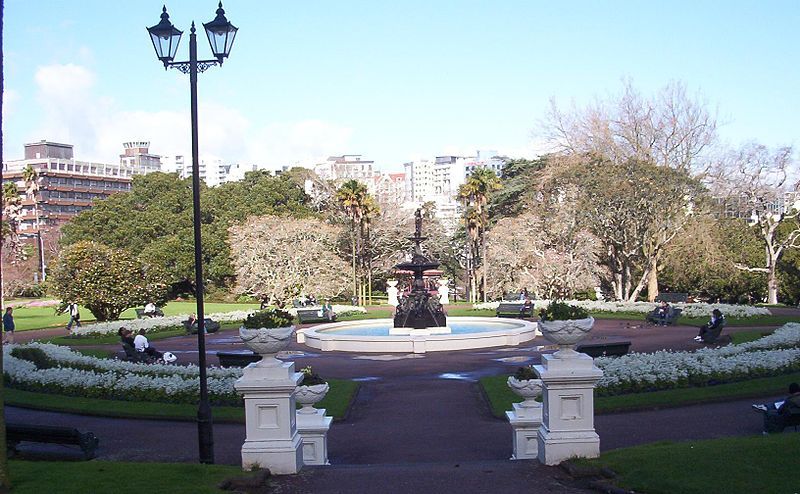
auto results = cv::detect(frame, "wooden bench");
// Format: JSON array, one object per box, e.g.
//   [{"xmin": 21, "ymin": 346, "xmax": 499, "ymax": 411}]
[
  {"xmin": 6, "ymin": 423, "xmax": 99, "ymax": 460},
  {"xmin": 763, "ymin": 407, "xmax": 800, "ymax": 433},
  {"xmin": 135, "ymin": 307, "xmax": 164, "ymax": 319},
  {"xmin": 646, "ymin": 308, "xmax": 683, "ymax": 326},
  {"xmin": 655, "ymin": 293, "xmax": 688, "ymax": 303},
  {"xmin": 119, "ymin": 342, "xmax": 155, "ymax": 363},
  {"xmin": 700, "ymin": 321, "xmax": 729, "ymax": 345},
  {"xmin": 496, "ymin": 303, "xmax": 533, "ymax": 319},
  {"xmin": 576, "ymin": 341, "xmax": 631, "ymax": 358},
  {"xmin": 216, "ymin": 351, "xmax": 262, "ymax": 368},
  {"xmin": 183, "ymin": 318, "xmax": 221, "ymax": 334},
  {"xmin": 297, "ymin": 308, "xmax": 333, "ymax": 324}
]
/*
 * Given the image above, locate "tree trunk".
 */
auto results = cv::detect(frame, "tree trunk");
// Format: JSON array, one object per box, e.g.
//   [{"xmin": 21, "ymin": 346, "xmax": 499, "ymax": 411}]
[
  {"xmin": 767, "ymin": 264, "xmax": 779, "ymax": 305},
  {"xmin": 351, "ymin": 229, "xmax": 357, "ymax": 304},
  {"xmin": 481, "ymin": 227, "xmax": 488, "ymax": 303},
  {"xmin": 647, "ymin": 259, "xmax": 659, "ymax": 303}
]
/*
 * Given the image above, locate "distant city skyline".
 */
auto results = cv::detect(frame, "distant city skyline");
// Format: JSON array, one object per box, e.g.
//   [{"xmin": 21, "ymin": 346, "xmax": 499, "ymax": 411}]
[{"xmin": 3, "ymin": 1, "xmax": 799, "ymax": 172}]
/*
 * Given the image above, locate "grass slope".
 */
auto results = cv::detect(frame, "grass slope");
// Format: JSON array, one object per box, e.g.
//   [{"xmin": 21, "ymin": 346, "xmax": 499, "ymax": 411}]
[
  {"xmin": 480, "ymin": 372, "xmax": 800, "ymax": 418},
  {"xmin": 8, "ymin": 460, "xmax": 252, "ymax": 494},
  {"xmin": 587, "ymin": 434, "xmax": 800, "ymax": 494},
  {"xmin": 5, "ymin": 378, "xmax": 358, "ymax": 421}
]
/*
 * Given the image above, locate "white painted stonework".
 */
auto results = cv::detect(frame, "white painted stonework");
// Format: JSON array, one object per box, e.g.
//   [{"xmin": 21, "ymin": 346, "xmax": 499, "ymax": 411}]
[
  {"xmin": 438, "ymin": 279, "xmax": 450, "ymax": 305},
  {"xmin": 296, "ymin": 408, "xmax": 332, "ymax": 466},
  {"xmin": 506, "ymin": 377, "xmax": 544, "ymax": 460},
  {"xmin": 235, "ymin": 361, "xmax": 304, "ymax": 474},
  {"xmin": 387, "ymin": 280, "xmax": 399, "ymax": 307},
  {"xmin": 535, "ymin": 352, "xmax": 603, "ymax": 466}
]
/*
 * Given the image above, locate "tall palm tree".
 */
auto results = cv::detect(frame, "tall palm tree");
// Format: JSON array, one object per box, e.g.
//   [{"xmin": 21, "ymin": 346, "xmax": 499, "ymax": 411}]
[
  {"xmin": 336, "ymin": 180, "xmax": 369, "ymax": 304},
  {"xmin": 22, "ymin": 165, "xmax": 45, "ymax": 282},
  {"xmin": 458, "ymin": 168, "xmax": 501, "ymax": 302},
  {"xmin": 361, "ymin": 196, "xmax": 380, "ymax": 305}
]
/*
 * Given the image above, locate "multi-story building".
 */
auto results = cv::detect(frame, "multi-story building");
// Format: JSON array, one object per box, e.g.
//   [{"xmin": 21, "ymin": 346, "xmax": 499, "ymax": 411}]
[
  {"xmin": 372, "ymin": 172, "xmax": 407, "ymax": 205},
  {"xmin": 314, "ymin": 155, "xmax": 375, "ymax": 183},
  {"xmin": 119, "ymin": 141, "xmax": 161, "ymax": 174},
  {"xmin": 159, "ymin": 154, "xmax": 231, "ymax": 186},
  {"xmin": 2, "ymin": 141, "xmax": 133, "ymax": 233}
]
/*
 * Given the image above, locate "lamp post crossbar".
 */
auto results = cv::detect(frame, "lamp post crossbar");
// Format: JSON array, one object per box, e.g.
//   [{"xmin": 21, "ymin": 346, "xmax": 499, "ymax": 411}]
[{"xmin": 168, "ymin": 60, "xmax": 220, "ymax": 74}]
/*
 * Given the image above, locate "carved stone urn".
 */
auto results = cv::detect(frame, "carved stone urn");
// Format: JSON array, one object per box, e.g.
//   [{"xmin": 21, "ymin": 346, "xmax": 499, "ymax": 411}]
[
  {"xmin": 239, "ymin": 325, "xmax": 295, "ymax": 367},
  {"xmin": 538, "ymin": 317, "xmax": 594, "ymax": 358},
  {"xmin": 295, "ymin": 383, "xmax": 330, "ymax": 414},
  {"xmin": 507, "ymin": 376, "xmax": 543, "ymax": 409}
]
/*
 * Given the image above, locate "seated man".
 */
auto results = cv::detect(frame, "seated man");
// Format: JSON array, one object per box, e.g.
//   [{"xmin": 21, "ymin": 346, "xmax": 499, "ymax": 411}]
[
  {"xmin": 752, "ymin": 382, "xmax": 800, "ymax": 433},
  {"xmin": 144, "ymin": 302, "xmax": 158, "ymax": 318},
  {"xmin": 656, "ymin": 301, "xmax": 671, "ymax": 326},
  {"xmin": 322, "ymin": 300, "xmax": 336, "ymax": 322},
  {"xmin": 694, "ymin": 309, "xmax": 725, "ymax": 342},
  {"xmin": 520, "ymin": 297, "xmax": 533, "ymax": 317}
]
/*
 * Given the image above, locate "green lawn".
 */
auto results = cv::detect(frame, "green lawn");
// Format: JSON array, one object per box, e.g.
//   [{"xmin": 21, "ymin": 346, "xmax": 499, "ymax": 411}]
[
  {"xmin": 4, "ymin": 378, "xmax": 358, "ymax": 421},
  {"xmin": 585, "ymin": 434, "xmax": 800, "ymax": 494},
  {"xmin": 480, "ymin": 371, "xmax": 800, "ymax": 418},
  {"xmin": 7, "ymin": 460, "xmax": 254, "ymax": 494},
  {"xmin": 731, "ymin": 329, "xmax": 774, "ymax": 345},
  {"xmin": 5, "ymin": 300, "xmax": 260, "ymax": 332}
]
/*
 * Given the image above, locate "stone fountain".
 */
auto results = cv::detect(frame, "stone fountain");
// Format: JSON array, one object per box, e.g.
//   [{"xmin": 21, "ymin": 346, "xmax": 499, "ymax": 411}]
[{"xmin": 392, "ymin": 209, "xmax": 447, "ymax": 331}]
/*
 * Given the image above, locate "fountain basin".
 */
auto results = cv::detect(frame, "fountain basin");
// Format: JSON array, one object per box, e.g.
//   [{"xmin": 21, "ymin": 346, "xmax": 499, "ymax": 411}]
[{"xmin": 297, "ymin": 317, "xmax": 539, "ymax": 353}]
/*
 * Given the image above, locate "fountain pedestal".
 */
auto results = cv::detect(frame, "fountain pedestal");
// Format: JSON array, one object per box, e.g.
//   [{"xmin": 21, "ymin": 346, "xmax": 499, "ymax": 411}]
[
  {"xmin": 234, "ymin": 362, "xmax": 304, "ymax": 474},
  {"xmin": 534, "ymin": 353, "xmax": 603, "ymax": 465}
]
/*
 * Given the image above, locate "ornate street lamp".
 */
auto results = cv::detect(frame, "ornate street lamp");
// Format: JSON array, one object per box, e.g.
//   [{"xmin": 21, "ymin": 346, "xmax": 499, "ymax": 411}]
[{"xmin": 146, "ymin": 2, "xmax": 238, "ymax": 465}]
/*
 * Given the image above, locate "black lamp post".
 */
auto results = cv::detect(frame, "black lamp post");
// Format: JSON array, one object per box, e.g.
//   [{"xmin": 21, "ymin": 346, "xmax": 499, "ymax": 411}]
[{"xmin": 147, "ymin": 2, "xmax": 238, "ymax": 465}]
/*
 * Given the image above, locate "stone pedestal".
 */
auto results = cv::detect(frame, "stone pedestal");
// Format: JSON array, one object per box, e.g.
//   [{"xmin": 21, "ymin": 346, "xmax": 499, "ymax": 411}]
[
  {"xmin": 387, "ymin": 280, "xmax": 399, "ymax": 307},
  {"xmin": 234, "ymin": 361, "xmax": 304, "ymax": 474},
  {"xmin": 506, "ymin": 402, "xmax": 542, "ymax": 460},
  {"xmin": 534, "ymin": 353, "xmax": 603, "ymax": 466},
  {"xmin": 438, "ymin": 279, "xmax": 450, "ymax": 305},
  {"xmin": 296, "ymin": 408, "xmax": 333, "ymax": 465}
]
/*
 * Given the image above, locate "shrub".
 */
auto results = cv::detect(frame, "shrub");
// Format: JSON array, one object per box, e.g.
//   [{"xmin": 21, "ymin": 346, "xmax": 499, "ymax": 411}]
[
  {"xmin": 11, "ymin": 347, "xmax": 57, "ymax": 369},
  {"xmin": 243, "ymin": 308, "xmax": 293, "ymax": 329},
  {"xmin": 538, "ymin": 301, "xmax": 589, "ymax": 321},
  {"xmin": 300, "ymin": 366, "xmax": 326, "ymax": 386},
  {"xmin": 514, "ymin": 366, "xmax": 537, "ymax": 380}
]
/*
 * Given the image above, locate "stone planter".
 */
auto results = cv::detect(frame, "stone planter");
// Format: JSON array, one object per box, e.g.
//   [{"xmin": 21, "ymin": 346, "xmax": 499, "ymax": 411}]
[
  {"xmin": 239, "ymin": 325, "xmax": 295, "ymax": 367},
  {"xmin": 295, "ymin": 383, "xmax": 330, "ymax": 414},
  {"xmin": 507, "ymin": 376, "xmax": 542, "ymax": 408},
  {"xmin": 538, "ymin": 317, "xmax": 594, "ymax": 358}
]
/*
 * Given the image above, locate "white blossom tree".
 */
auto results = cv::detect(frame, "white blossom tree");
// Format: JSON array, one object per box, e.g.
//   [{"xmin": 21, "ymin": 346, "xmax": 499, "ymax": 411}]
[
  {"xmin": 229, "ymin": 215, "xmax": 350, "ymax": 306},
  {"xmin": 712, "ymin": 143, "xmax": 800, "ymax": 304},
  {"xmin": 486, "ymin": 200, "xmax": 600, "ymax": 300}
]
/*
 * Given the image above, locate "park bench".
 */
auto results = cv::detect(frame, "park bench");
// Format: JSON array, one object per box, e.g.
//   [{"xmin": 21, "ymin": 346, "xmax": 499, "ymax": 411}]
[
  {"xmin": 699, "ymin": 321, "xmax": 730, "ymax": 345},
  {"xmin": 183, "ymin": 318, "xmax": 221, "ymax": 335},
  {"xmin": 297, "ymin": 308, "xmax": 334, "ymax": 324},
  {"xmin": 496, "ymin": 302, "xmax": 533, "ymax": 319},
  {"xmin": 646, "ymin": 308, "xmax": 683, "ymax": 326},
  {"xmin": 576, "ymin": 341, "xmax": 632, "ymax": 358},
  {"xmin": 216, "ymin": 351, "xmax": 261, "ymax": 368},
  {"xmin": 762, "ymin": 404, "xmax": 800, "ymax": 433},
  {"xmin": 6, "ymin": 423, "xmax": 99, "ymax": 460},
  {"xmin": 655, "ymin": 293, "xmax": 688, "ymax": 303},
  {"xmin": 135, "ymin": 307, "xmax": 164, "ymax": 319},
  {"xmin": 119, "ymin": 342, "xmax": 156, "ymax": 364}
]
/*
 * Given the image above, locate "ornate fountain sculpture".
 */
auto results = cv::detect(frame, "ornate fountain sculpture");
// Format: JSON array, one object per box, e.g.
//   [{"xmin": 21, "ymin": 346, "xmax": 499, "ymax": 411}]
[{"xmin": 393, "ymin": 209, "xmax": 447, "ymax": 329}]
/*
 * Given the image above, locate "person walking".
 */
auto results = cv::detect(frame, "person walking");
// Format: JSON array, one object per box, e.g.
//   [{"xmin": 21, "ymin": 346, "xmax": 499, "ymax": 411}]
[
  {"xmin": 66, "ymin": 302, "xmax": 81, "ymax": 332},
  {"xmin": 3, "ymin": 307, "xmax": 15, "ymax": 344}
]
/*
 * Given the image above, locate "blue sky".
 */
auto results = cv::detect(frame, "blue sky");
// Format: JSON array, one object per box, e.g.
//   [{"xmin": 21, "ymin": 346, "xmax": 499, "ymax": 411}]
[{"xmin": 3, "ymin": 0, "xmax": 799, "ymax": 171}]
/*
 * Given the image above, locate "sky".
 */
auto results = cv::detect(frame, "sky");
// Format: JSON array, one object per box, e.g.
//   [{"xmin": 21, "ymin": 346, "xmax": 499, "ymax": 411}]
[{"xmin": 2, "ymin": 0, "xmax": 799, "ymax": 172}]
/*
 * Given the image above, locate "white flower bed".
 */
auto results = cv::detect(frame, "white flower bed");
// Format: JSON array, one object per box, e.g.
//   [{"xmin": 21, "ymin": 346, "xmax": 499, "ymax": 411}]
[
  {"xmin": 4, "ymin": 343, "xmax": 242, "ymax": 405},
  {"xmin": 72, "ymin": 305, "xmax": 368, "ymax": 337},
  {"xmin": 595, "ymin": 323, "xmax": 800, "ymax": 395},
  {"xmin": 472, "ymin": 300, "xmax": 771, "ymax": 318}
]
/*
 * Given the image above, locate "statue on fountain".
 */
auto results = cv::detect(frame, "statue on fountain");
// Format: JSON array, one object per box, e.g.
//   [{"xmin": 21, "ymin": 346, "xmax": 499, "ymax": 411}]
[{"xmin": 393, "ymin": 209, "xmax": 447, "ymax": 329}]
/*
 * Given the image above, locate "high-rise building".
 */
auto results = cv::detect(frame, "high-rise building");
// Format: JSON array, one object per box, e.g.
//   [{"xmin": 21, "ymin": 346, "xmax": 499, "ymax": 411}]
[
  {"xmin": 119, "ymin": 141, "xmax": 161, "ymax": 174},
  {"xmin": 2, "ymin": 141, "xmax": 133, "ymax": 233}
]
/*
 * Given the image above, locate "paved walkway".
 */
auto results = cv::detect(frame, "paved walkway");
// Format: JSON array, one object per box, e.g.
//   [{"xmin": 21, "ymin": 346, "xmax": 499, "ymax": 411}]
[{"xmin": 7, "ymin": 312, "xmax": 800, "ymax": 493}]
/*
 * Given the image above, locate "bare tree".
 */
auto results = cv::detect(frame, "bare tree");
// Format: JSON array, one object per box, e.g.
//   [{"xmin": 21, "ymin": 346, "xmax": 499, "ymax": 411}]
[
  {"xmin": 712, "ymin": 143, "xmax": 800, "ymax": 304},
  {"xmin": 543, "ymin": 80, "xmax": 716, "ymax": 299},
  {"xmin": 229, "ymin": 216, "xmax": 350, "ymax": 306}
]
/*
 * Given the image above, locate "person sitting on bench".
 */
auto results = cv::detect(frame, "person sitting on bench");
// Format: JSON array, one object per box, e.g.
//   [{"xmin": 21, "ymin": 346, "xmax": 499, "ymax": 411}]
[
  {"xmin": 134, "ymin": 329, "xmax": 164, "ymax": 361},
  {"xmin": 521, "ymin": 296, "xmax": 533, "ymax": 317},
  {"xmin": 119, "ymin": 327, "xmax": 135, "ymax": 347},
  {"xmin": 694, "ymin": 309, "xmax": 724, "ymax": 342},
  {"xmin": 655, "ymin": 301, "xmax": 671, "ymax": 326},
  {"xmin": 752, "ymin": 382, "xmax": 800, "ymax": 432},
  {"xmin": 322, "ymin": 300, "xmax": 336, "ymax": 322}
]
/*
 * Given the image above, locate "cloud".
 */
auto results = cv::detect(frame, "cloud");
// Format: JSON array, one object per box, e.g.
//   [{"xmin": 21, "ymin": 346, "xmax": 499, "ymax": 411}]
[{"xmin": 28, "ymin": 63, "xmax": 353, "ymax": 168}]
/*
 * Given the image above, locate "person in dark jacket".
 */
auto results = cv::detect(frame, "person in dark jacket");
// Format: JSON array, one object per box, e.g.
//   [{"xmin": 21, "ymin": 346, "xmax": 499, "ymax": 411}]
[
  {"xmin": 3, "ymin": 307, "xmax": 15, "ymax": 344},
  {"xmin": 694, "ymin": 309, "xmax": 724, "ymax": 342}
]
